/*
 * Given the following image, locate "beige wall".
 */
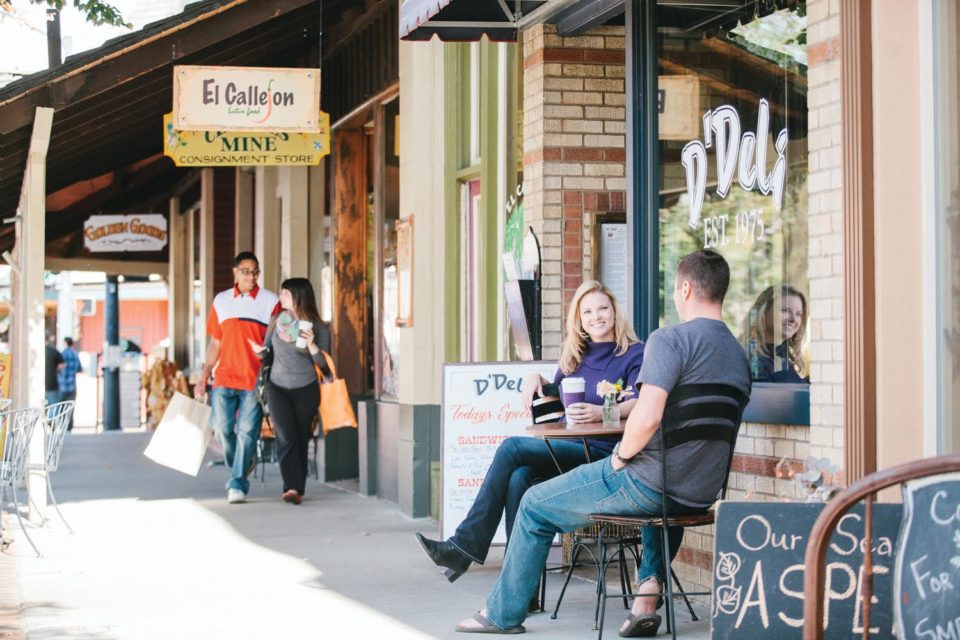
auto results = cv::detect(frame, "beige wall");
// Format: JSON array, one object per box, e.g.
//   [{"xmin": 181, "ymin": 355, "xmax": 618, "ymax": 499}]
[
  {"xmin": 872, "ymin": 2, "xmax": 926, "ymax": 469},
  {"xmin": 397, "ymin": 37, "xmax": 447, "ymax": 407}
]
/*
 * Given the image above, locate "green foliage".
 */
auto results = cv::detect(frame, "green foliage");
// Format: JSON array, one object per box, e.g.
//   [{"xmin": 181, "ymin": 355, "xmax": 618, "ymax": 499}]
[{"xmin": 26, "ymin": 0, "xmax": 130, "ymax": 27}]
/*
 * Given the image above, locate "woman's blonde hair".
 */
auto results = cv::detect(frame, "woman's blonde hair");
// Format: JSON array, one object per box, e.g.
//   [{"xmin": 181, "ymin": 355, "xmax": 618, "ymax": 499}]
[
  {"xmin": 744, "ymin": 284, "xmax": 808, "ymax": 373},
  {"xmin": 558, "ymin": 280, "xmax": 639, "ymax": 375}
]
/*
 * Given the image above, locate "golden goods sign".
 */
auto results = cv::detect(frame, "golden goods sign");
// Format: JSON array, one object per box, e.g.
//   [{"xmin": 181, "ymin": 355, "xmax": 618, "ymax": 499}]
[
  {"xmin": 173, "ymin": 65, "xmax": 321, "ymax": 132},
  {"xmin": 84, "ymin": 214, "xmax": 168, "ymax": 253},
  {"xmin": 163, "ymin": 112, "xmax": 330, "ymax": 166}
]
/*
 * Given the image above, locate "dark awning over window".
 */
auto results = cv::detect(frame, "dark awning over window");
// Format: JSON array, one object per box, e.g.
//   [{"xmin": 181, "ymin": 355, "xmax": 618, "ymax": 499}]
[{"xmin": 400, "ymin": 0, "xmax": 552, "ymax": 42}]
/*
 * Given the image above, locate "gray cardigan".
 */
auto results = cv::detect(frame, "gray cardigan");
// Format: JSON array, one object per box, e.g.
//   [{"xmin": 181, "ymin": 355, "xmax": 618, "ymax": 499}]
[{"xmin": 265, "ymin": 320, "xmax": 332, "ymax": 390}]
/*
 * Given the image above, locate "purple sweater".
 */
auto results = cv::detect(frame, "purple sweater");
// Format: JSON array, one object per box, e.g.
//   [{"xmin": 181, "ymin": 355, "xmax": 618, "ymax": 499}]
[{"xmin": 553, "ymin": 340, "xmax": 646, "ymax": 452}]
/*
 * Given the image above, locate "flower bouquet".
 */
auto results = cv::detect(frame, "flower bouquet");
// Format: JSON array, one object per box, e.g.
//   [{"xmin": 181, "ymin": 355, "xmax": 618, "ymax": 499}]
[{"xmin": 596, "ymin": 378, "xmax": 633, "ymax": 427}]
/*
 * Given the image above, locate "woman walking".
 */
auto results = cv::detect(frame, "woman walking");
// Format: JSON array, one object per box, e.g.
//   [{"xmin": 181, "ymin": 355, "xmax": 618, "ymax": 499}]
[{"xmin": 250, "ymin": 278, "xmax": 331, "ymax": 504}]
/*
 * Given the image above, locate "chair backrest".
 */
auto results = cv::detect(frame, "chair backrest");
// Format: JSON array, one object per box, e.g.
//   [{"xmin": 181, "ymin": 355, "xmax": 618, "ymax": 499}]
[
  {"xmin": 43, "ymin": 400, "xmax": 75, "ymax": 472},
  {"xmin": 0, "ymin": 399, "xmax": 11, "ymax": 412},
  {"xmin": 658, "ymin": 383, "xmax": 750, "ymax": 504},
  {"xmin": 0, "ymin": 407, "xmax": 42, "ymax": 485}
]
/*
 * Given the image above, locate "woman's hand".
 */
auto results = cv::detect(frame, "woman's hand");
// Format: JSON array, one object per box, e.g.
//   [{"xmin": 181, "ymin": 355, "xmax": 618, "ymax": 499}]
[
  {"xmin": 301, "ymin": 326, "xmax": 320, "ymax": 355},
  {"xmin": 247, "ymin": 338, "xmax": 267, "ymax": 356},
  {"xmin": 522, "ymin": 373, "xmax": 546, "ymax": 410},
  {"xmin": 566, "ymin": 402, "xmax": 602, "ymax": 424}
]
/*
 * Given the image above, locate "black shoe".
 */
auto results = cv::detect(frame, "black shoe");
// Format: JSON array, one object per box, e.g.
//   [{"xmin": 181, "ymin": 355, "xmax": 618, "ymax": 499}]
[{"xmin": 415, "ymin": 532, "xmax": 472, "ymax": 582}]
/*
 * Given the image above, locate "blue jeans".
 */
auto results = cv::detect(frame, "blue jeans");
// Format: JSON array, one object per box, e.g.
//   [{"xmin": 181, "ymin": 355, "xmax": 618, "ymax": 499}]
[
  {"xmin": 210, "ymin": 387, "xmax": 262, "ymax": 494},
  {"xmin": 450, "ymin": 436, "xmax": 611, "ymax": 564},
  {"xmin": 485, "ymin": 457, "xmax": 702, "ymax": 629},
  {"xmin": 45, "ymin": 390, "xmax": 61, "ymax": 406}
]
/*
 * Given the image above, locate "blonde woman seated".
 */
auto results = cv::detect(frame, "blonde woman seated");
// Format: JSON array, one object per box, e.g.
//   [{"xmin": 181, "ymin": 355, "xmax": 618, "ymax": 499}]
[
  {"xmin": 415, "ymin": 281, "xmax": 644, "ymax": 590},
  {"xmin": 744, "ymin": 284, "xmax": 809, "ymax": 384}
]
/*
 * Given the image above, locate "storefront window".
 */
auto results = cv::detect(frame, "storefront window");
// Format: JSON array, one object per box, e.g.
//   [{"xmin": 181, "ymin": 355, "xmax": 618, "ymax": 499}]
[
  {"xmin": 656, "ymin": 4, "xmax": 809, "ymax": 391},
  {"xmin": 380, "ymin": 98, "xmax": 401, "ymax": 399},
  {"xmin": 933, "ymin": 0, "xmax": 960, "ymax": 453}
]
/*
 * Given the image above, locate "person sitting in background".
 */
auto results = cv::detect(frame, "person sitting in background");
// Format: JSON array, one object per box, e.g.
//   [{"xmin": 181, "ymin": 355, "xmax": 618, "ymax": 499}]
[
  {"xmin": 743, "ymin": 284, "xmax": 809, "ymax": 384},
  {"xmin": 415, "ymin": 280, "xmax": 644, "ymax": 594}
]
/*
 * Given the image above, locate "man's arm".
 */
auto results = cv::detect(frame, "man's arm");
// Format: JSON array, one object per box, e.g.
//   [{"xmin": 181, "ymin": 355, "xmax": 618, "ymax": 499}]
[
  {"xmin": 193, "ymin": 338, "xmax": 221, "ymax": 397},
  {"xmin": 611, "ymin": 383, "xmax": 668, "ymax": 469}
]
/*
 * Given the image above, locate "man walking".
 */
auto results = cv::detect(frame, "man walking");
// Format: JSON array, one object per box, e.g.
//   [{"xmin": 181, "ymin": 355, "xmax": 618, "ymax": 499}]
[
  {"xmin": 194, "ymin": 252, "xmax": 279, "ymax": 504},
  {"xmin": 58, "ymin": 337, "xmax": 82, "ymax": 430},
  {"xmin": 455, "ymin": 250, "xmax": 751, "ymax": 636}
]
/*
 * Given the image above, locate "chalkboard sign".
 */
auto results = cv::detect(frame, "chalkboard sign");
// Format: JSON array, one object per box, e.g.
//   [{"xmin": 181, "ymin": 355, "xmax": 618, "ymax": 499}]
[
  {"xmin": 894, "ymin": 472, "xmax": 960, "ymax": 640},
  {"xmin": 441, "ymin": 361, "xmax": 557, "ymax": 542},
  {"xmin": 712, "ymin": 501, "xmax": 902, "ymax": 640}
]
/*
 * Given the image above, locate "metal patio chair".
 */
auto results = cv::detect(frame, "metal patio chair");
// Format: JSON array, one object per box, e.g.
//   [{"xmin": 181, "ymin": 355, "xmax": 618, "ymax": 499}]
[
  {"xmin": 589, "ymin": 383, "xmax": 749, "ymax": 640},
  {"xmin": 27, "ymin": 400, "xmax": 76, "ymax": 533},
  {"xmin": 0, "ymin": 407, "xmax": 43, "ymax": 556}
]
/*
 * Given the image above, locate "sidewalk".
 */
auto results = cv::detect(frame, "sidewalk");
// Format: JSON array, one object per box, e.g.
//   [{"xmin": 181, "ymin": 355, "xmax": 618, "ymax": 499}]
[{"xmin": 1, "ymin": 431, "xmax": 711, "ymax": 639}]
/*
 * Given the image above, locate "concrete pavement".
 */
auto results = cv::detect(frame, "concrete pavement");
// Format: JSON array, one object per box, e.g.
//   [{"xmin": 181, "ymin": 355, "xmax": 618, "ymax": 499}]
[{"xmin": 1, "ymin": 431, "xmax": 711, "ymax": 639}]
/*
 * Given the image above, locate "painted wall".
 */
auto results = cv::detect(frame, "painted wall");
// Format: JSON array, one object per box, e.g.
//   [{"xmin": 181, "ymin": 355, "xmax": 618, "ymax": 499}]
[{"xmin": 79, "ymin": 299, "xmax": 169, "ymax": 357}]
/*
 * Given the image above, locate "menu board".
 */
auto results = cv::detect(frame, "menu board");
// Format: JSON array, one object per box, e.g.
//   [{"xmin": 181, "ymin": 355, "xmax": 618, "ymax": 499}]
[
  {"xmin": 441, "ymin": 361, "xmax": 558, "ymax": 542},
  {"xmin": 712, "ymin": 501, "xmax": 902, "ymax": 640},
  {"xmin": 894, "ymin": 472, "xmax": 960, "ymax": 640}
]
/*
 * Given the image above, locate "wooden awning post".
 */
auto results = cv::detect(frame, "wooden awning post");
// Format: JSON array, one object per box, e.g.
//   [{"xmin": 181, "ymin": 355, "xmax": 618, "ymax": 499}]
[{"xmin": 11, "ymin": 107, "xmax": 54, "ymax": 524}]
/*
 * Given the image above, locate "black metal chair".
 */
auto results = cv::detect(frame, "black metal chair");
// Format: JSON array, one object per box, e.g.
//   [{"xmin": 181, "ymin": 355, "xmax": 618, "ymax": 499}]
[
  {"xmin": 589, "ymin": 383, "xmax": 749, "ymax": 640},
  {"xmin": 0, "ymin": 407, "xmax": 43, "ymax": 556}
]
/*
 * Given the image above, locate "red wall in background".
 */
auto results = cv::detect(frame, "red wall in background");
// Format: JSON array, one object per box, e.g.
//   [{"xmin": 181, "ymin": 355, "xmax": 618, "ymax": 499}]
[{"xmin": 78, "ymin": 300, "xmax": 168, "ymax": 356}]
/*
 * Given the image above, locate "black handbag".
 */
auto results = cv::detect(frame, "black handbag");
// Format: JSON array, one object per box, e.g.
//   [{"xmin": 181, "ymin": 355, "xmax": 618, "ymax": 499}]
[{"xmin": 255, "ymin": 341, "xmax": 274, "ymax": 409}]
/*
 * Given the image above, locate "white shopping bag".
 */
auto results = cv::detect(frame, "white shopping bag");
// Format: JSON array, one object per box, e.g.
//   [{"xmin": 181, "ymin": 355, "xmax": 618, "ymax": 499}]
[{"xmin": 144, "ymin": 392, "xmax": 212, "ymax": 476}]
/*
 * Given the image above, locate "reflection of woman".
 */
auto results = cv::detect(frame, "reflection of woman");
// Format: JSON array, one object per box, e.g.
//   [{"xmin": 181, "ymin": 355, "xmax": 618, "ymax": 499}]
[
  {"xmin": 744, "ymin": 284, "xmax": 809, "ymax": 383},
  {"xmin": 415, "ymin": 281, "xmax": 644, "ymax": 590},
  {"xmin": 249, "ymin": 278, "xmax": 331, "ymax": 504}
]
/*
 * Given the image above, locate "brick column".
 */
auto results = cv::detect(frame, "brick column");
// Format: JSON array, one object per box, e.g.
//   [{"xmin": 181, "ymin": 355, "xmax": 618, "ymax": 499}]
[{"xmin": 522, "ymin": 24, "xmax": 627, "ymax": 358}]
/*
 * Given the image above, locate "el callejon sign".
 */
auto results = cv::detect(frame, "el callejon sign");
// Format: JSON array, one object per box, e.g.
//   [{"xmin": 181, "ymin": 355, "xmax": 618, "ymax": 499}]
[
  {"xmin": 163, "ymin": 112, "xmax": 330, "ymax": 166},
  {"xmin": 173, "ymin": 65, "xmax": 321, "ymax": 133},
  {"xmin": 84, "ymin": 214, "xmax": 168, "ymax": 253}
]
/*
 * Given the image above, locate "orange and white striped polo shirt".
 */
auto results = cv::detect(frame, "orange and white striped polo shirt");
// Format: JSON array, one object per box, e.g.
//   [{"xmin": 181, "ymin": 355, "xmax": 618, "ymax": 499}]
[{"xmin": 206, "ymin": 284, "xmax": 280, "ymax": 391}]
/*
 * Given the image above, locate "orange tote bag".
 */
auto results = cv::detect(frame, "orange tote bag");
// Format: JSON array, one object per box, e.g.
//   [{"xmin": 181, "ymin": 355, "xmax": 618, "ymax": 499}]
[{"xmin": 317, "ymin": 351, "xmax": 358, "ymax": 434}]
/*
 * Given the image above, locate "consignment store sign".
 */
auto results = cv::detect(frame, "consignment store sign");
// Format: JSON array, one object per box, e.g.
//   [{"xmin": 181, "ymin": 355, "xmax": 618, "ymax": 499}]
[{"xmin": 173, "ymin": 66, "xmax": 321, "ymax": 132}]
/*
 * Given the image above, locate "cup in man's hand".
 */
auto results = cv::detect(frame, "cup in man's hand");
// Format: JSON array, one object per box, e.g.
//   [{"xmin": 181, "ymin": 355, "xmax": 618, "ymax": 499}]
[{"xmin": 560, "ymin": 377, "xmax": 586, "ymax": 407}]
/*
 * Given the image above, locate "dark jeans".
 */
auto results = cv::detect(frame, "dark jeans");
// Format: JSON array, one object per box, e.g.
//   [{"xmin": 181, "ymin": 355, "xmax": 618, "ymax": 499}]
[
  {"xmin": 60, "ymin": 391, "xmax": 77, "ymax": 430},
  {"xmin": 264, "ymin": 381, "xmax": 319, "ymax": 495},
  {"xmin": 449, "ymin": 436, "xmax": 611, "ymax": 564}
]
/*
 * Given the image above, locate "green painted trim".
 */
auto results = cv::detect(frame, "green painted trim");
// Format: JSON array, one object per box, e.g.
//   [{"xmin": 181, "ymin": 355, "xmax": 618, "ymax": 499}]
[
  {"xmin": 443, "ymin": 44, "xmax": 463, "ymax": 363},
  {"xmin": 455, "ymin": 164, "xmax": 482, "ymax": 181},
  {"xmin": 478, "ymin": 42, "xmax": 500, "ymax": 362}
]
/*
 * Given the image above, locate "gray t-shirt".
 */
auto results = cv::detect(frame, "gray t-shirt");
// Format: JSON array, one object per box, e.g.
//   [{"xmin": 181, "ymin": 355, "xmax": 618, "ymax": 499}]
[
  {"xmin": 623, "ymin": 318, "xmax": 751, "ymax": 508},
  {"xmin": 267, "ymin": 321, "xmax": 332, "ymax": 390}
]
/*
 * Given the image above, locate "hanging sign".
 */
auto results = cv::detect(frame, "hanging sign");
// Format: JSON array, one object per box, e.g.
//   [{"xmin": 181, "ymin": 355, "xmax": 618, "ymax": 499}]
[
  {"xmin": 0, "ymin": 353, "xmax": 11, "ymax": 400},
  {"xmin": 84, "ymin": 214, "xmax": 168, "ymax": 253},
  {"xmin": 172, "ymin": 65, "xmax": 321, "ymax": 132},
  {"xmin": 163, "ymin": 112, "xmax": 330, "ymax": 166}
]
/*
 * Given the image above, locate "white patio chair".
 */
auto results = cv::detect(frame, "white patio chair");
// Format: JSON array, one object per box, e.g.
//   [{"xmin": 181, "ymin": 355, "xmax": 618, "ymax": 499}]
[
  {"xmin": 27, "ymin": 400, "xmax": 75, "ymax": 533},
  {"xmin": 0, "ymin": 407, "xmax": 43, "ymax": 556}
]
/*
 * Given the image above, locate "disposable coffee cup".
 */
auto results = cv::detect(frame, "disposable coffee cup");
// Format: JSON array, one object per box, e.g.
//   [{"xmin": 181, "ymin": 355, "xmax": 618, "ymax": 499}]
[
  {"xmin": 560, "ymin": 377, "xmax": 586, "ymax": 407},
  {"xmin": 295, "ymin": 320, "xmax": 312, "ymax": 349}
]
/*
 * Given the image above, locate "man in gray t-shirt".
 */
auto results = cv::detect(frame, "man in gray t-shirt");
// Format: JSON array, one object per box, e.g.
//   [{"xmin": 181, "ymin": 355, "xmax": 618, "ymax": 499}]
[{"xmin": 455, "ymin": 250, "xmax": 751, "ymax": 637}]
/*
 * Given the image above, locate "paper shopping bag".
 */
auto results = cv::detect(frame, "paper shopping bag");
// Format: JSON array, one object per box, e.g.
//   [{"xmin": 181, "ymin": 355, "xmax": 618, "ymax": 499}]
[
  {"xmin": 144, "ymin": 392, "xmax": 212, "ymax": 476},
  {"xmin": 317, "ymin": 351, "xmax": 357, "ymax": 434}
]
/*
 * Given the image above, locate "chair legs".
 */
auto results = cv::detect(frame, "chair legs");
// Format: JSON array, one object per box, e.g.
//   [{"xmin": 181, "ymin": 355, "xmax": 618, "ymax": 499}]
[
  {"xmin": 46, "ymin": 475, "xmax": 74, "ymax": 534},
  {"xmin": 9, "ymin": 482, "xmax": 42, "ymax": 558}
]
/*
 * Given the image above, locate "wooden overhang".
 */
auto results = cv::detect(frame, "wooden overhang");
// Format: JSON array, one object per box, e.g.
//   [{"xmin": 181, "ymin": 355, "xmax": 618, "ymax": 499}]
[{"xmin": 0, "ymin": 0, "xmax": 362, "ymax": 262}]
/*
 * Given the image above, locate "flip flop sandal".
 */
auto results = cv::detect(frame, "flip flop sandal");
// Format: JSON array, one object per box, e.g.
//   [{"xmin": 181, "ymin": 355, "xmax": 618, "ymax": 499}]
[
  {"xmin": 455, "ymin": 611, "xmax": 526, "ymax": 634},
  {"xmin": 619, "ymin": 612, "xmax": 662, "ymax": 638}
]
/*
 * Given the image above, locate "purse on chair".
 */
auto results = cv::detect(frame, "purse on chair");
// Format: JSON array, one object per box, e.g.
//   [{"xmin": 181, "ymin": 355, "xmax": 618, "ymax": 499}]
[{"xmin": 317, "ymin": 351, "xmax": 357, "ymax": 434}]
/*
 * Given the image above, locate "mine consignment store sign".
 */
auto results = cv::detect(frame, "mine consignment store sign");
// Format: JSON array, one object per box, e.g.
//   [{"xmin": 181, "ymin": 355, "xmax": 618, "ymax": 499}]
[
  {"xmin": 163, "ymin": 112, "xmax": 330, "ymax": 166},
  {"xmin": 173, "ymin": 65, "xmax": 321, "ymax": 132},
  {"xmin": 84, "ymin": 214, "xmax": 168, "ymax": 253}
]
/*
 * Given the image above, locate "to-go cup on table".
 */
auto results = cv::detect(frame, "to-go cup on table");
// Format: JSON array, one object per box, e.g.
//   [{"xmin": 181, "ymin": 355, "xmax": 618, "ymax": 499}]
[
  {"xmin": 560, "ymin": 377, "xmax": 586, "ymax": 407},
  {"xmin": 295, "ymin": 320, "xmax": 312, "ymax": 349}
]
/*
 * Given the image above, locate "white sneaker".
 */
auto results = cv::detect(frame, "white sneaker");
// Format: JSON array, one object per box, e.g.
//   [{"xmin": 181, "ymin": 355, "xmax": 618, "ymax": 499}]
[{"xmin": 227, "ymin": 489, "xmax": 246, "ymax": 504}]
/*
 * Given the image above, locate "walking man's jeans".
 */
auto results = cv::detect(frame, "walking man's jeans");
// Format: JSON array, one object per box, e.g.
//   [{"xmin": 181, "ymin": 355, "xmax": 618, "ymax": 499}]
[
  {"xmin": 60, "ymin": 391, "xmax": 77, "ymax": 430},
  {"xmin": 484, "ymin": 457, "xmax": 703, "ymax": 630},
  {"xmin": 450, "ymin": 436, "xmax": 611, "ymax": 564},
  {"xmin": 210, "ymin": 387, "xmax": 262, "ymax": 494}
]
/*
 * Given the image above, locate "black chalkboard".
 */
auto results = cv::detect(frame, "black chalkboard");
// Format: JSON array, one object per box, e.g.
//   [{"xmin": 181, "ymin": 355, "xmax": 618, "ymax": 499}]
[
  {"xmin": 712, "ymin": 501, "xmax": 902, "ymax": 640},
  {"xmin": 894, "ymin": 473, "xmax": 960, "ymax": 640}
]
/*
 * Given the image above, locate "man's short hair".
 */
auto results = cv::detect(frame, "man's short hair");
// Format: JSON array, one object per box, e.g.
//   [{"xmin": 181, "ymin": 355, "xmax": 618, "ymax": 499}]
[
  {"xmin": 64, "ymin": 337, "xmax": 74, "ymax": 347},
  {"xmin": 677, "ymin": 250, "xmax": 730, "ymax": 303},
  {"xmin": 233, "ymin": 251, "xmax": 259, "ymax": 268}
]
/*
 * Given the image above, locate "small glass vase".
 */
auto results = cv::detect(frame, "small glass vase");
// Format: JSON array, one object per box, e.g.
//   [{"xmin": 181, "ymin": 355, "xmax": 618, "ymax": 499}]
[{"xmin": 602, "ymin": 396, "xmax": 620, "ymax": 427}]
